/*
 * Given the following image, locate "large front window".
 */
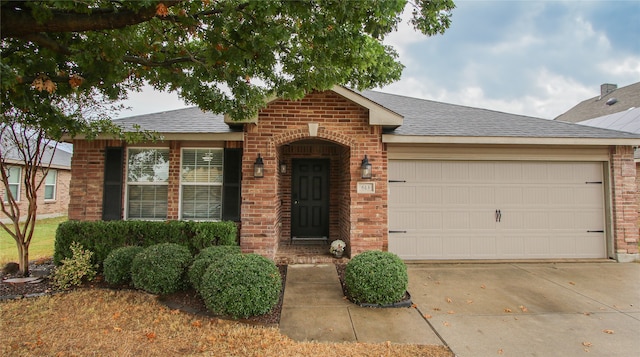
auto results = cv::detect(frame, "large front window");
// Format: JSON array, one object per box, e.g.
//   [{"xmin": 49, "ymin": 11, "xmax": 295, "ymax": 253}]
[
  {"xmin": 126, "ymin": 148, "xmax": 169, "ymax": 220},
  {"xmin": 181, "ymin": 148, "xmax": 223, "ymax": 220}
]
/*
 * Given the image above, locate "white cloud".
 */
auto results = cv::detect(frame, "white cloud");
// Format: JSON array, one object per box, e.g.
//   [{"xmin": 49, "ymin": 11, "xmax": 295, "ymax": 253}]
[
  {"xmin": 599, "ymin": 57, "xmax": 640, "ymax": 78},
  {"xmin": 116, "ymin": 85, "xmax": 188, "ymax": 118}
]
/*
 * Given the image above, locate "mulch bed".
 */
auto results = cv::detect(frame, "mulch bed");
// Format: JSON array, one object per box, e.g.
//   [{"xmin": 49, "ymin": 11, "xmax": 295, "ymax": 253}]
[{"xmin": 0, "ymin": 259, "xmax": 288, "ymax": 326}]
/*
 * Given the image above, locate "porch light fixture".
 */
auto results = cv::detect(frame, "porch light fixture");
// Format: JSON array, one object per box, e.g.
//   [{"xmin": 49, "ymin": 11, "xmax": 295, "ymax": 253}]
[
  {"xmin": 254, "ymin": 154, "xmax": 264, "ymax": 178},
  {"xmin": 279, "ymin": 161, "xmax": 287, "ymax": 174},
  {"xmin": 361, "ymin": 155, "xmax": 372, "ymax": 179}
]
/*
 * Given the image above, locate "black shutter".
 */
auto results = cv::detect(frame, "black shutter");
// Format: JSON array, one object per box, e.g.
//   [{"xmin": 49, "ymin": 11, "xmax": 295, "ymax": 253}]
[
  {"xmin": 222, "ymin": 148, "xmax": 242, "ymax": 221},
  {"xmin": 102, "ymin": 147, "xmax": 124, "ymax": 220}
]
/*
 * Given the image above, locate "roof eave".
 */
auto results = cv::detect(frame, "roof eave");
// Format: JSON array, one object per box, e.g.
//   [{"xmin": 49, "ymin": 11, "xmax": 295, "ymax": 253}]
[
  {"xmin": 382, "ymin": 134, "xmax": 640, "ymax": 146},
  {"xmin": 67, "ymin": 132, "xmax": 244, "ymax": 142}
]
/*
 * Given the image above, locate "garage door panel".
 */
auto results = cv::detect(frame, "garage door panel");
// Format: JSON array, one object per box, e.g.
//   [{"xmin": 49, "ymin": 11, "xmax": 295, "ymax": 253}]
[
  {"xmin": 443, "ymin": 186, "xmax": 469, "ymax": 205},
  {"xmin": 442, "ymin": 162, "xmax": 469, "ymax": 182},
  {"xmin": 389, "ymin": 160, "xmax": 606, "ymax": 260},
  {"xmin": 469, "ymin": 186, "xmax": 495, "ymax": 205},
  {"xmin": 389, "ymin": 186, "xmax": 416, "ymax": 205},
  {"xmin": 417, "ymin": 186, "xmax": 443, "ymax": 205},
  {"xmin": 496, "ymin": 187, "xmax": 523, "ymax": 205},
  {"xmin": 443, "ymin": 211, "xmax": 470, "ymax": 229}
]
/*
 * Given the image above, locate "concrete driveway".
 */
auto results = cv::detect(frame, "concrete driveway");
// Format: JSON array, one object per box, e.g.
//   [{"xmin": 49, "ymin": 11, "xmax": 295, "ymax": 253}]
[{"xmin": 407, "ymin": 262, "xmax": 640, "ymax": 356}]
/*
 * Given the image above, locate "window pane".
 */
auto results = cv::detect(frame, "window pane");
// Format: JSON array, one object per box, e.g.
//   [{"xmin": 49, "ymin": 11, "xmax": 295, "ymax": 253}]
[
  {"xmin": 44, "ymin": 186, "xmax": 54, "ymax": 200},
  {"xmin": 8, "ymin": 167, "xmax": 20, "ymax": 184},
  {"xmin": 5, "ymin": 167, "xmax": 20, "ymax": 201},
  {"xmin": 45, "ymin": 170, "xmax": 57, "ymax": 184},
  {"xmin": 181, "ymin": 186, "xmax": 222, "ymax": 220},
  {"xmin": 127, "ymin": 149, "xmax": 169, "ymax": 183},
  {"xmin": 44, "ymin": 170, "xmax": 56, "ymax": 200},
  {"xmin": 181, "ymin": 149, "xmax": 223, "ymax": 183},
  {"xmin": 127, "ymin": 185, "xmax": 168, "ymax": 219}
]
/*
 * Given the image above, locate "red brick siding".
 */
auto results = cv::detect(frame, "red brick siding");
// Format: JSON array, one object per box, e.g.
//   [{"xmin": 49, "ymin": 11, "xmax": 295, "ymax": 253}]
[
  {"xmin": 610, "ymin": 146, "xmax": 639, "ymax": 256},
  {"xmin": 68, "ymin": 140, "xmax": 124, "ymax": 221},
  {"xmin": 241, "ymin": 91, "xmax": 388, "ymax": 258}
]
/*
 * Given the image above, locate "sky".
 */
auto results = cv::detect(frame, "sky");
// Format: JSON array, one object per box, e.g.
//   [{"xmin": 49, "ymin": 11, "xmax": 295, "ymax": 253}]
[{"xmin": 116, "ymin": 0, "xmax": 640, "ymax": 120}]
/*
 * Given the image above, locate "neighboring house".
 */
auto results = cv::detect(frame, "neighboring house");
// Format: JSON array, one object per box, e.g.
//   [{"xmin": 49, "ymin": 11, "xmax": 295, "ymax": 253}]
[
  {"xmin": 1, "ymin": 141, "xmax": 72, "ymax": 221},
  {"xmin": 67, "ymin": 87, "xmax": 640, "ymax": 262},
  {"xmin": 555, "ymin": 82, "xmax": 640, "ymax": 123},
  {"xmin": 577, "ymin": 107, "xmax": 640, "ymax": 231}
]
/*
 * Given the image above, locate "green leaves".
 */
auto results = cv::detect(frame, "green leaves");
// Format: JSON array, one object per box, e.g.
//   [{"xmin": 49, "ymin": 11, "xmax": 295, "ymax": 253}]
[{"xmin": 1, "ymin": 0, "xmax": 455, "ymax": 136}]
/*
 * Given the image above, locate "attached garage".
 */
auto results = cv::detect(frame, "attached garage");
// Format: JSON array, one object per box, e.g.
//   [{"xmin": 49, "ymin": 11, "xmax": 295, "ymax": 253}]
[{"xmin": 388, "ymin": 158, "xmax": 606, "ymax": 260}]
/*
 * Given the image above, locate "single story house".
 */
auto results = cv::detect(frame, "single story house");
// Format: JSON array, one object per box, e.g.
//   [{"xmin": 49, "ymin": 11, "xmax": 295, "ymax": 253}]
[
  {"xmin": 1, "ymin": 141, "xmax": 72, "ymax": 222},
  {"xmin": 67, "ymin": 87, "xmax": 640, "ymax": 262}
]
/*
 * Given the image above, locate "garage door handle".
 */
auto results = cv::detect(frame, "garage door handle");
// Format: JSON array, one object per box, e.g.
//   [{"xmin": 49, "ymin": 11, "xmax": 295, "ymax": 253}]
[
  {"xmin": 495, "ymin": 210, "xmax": 501, "ymax": 222},
  {"xmin": 389, "ymin": 230, "xmax": 407, "ymax": 234},
  {"xmin": 587, "ymin": 230, "xmax": 604, "ymax": 233}
]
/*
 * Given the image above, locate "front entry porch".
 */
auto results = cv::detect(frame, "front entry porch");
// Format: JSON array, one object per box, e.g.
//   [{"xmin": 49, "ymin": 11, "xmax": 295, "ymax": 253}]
[{"xmin": 275, "ymin": 240, "xmax": 350, "ymax": 265}]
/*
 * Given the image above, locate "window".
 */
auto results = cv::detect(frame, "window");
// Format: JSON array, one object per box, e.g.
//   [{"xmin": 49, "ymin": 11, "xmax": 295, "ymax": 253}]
[
  {"xmin": 5, "ymin": 166, "xmax": 21, "ymax": 202},
  {"xmin": 126, "ymin": 148, "xmax": 169, "ymax": 220},
  {"xmin": 180, "ymin": 148, "xmax": 223, "ymax": 220},
  {"xmin": 44, "ymin": 169, "xmax": 57, "ymax": 200}
]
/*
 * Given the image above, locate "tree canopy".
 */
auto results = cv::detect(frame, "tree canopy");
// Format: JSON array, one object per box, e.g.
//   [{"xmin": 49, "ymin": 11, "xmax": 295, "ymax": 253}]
[{"xmin": 1, "ymin": 0, "xmax": 454, "ymax": 138}]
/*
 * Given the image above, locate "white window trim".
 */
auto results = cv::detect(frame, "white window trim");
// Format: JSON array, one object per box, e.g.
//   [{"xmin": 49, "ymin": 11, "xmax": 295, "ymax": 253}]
[
  {"xmin": 179, "ymin": 148, "xmax": 224, "ymax": 221},
  {"xmin": 124, "ymin": 147, "xmax": 170, "ymax": 220},
  {"xmin": 44, "ymin": 169, "xmax": 57, "ymax": 201},
  {"xmin": 4, "ymin": 166, "xmax": 21, "ymax": 202}
]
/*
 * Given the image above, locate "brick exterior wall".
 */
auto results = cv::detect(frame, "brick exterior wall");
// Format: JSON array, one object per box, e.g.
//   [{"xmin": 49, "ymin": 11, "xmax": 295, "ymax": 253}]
[
  {"xmin": 0, "ymin": 166, "xmax": 71, "ymax": 221},
  {"xmin": 610, "ymin": 146, "xmax": 639, "ymax": 257},
  {"xmin": 64, "ymin": 91, "xmax": 638, "ymax": 262},
  {"xmin": 68, "ymin": 140, "xmax": 124, "ymax": 221},
  {"xmin": 240, "ymin": 91, "xmax": 388, "ymax": 259}
]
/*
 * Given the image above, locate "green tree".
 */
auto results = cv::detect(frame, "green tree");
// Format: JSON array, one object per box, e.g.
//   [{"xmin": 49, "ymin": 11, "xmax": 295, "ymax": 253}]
[{"xmin": 1, "ymin": 0, "xmax": 455, "ymax": 136}]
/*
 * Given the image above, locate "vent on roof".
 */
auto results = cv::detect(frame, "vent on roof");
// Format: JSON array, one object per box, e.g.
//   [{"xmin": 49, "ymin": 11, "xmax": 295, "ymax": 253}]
[
  {"xmin": 606, "ymin": 97, "xmax": 618, "ymax": 106},
  {"xmin": 600, "ymin": 83, "xmax": 617, "ymax": 98}
]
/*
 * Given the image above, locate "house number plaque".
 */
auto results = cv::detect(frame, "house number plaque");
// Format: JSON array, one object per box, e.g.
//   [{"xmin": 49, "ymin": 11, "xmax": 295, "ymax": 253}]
[{"xmin": 357, "ymin": 182, "xmax": 376, "ymax": 194}]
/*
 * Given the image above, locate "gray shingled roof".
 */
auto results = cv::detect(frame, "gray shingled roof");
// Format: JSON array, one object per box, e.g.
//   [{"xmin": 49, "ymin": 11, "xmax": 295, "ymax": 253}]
[
  {"xmin": 554, "ymin": 82, "xmax": 640, "ymax": 123},
  {"xmin": 361, "ymin": 90, "xmax": 640, "ymax": 139},
  {"xmin": 113, "ymin": 106, "xmax": 237, "ymax": 133},
  {"xmin": 578, "ymin": 107, "xmax": 640, "ymax": 134},
  {"xmin": 114, "ymin": 89, "xmax": 640, "ymax": 140},
  {"xmin": 2, "ymin": 140, "xmax": 72, "ymax": 168}
]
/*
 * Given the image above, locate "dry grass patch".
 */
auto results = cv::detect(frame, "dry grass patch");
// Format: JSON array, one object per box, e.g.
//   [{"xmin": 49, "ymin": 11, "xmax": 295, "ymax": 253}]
[{"xmin": 1, "ymin": 289, "xmax": 452, "ymax": 357}]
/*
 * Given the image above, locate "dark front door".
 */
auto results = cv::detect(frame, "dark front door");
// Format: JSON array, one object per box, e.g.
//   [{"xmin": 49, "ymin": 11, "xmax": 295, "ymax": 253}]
[{"xmin": 291, "ymin": 159, "xmax": 329, "ymax": 240}]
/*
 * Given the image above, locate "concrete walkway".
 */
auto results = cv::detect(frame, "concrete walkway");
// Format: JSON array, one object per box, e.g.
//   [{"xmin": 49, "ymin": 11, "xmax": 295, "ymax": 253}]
[
  {"xmin": 278, "ymin": 264, "xmax": 443, "ymax": 345},
  {"xmin": 279, "ymin": 262, "xmax": 640, "ymax": 356}
]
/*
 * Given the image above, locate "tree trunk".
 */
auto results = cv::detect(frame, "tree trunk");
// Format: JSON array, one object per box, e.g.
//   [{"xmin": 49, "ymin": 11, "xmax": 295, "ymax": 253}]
[{"xmin": 17, "ymin": 241, "xmax": 29, "ymax": 277}]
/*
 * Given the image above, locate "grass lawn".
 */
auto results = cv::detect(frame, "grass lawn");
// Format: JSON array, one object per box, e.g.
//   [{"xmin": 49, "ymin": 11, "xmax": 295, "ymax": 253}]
[
  {"xmin": 0, "ymin": 289, "xmax": 453, "ymax": 356},
  {"xmin": 0, "ymin": 216, "xmax": 66, "ymax": 266}
]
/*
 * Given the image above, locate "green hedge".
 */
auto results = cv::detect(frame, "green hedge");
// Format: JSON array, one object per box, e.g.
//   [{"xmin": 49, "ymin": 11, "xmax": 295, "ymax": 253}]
[
  {"xmin": 344, "ymin": 250, "xmax": 408, "ymax": 305},
  {"xmin": 103, "ymin": 246, "xmax": 145, "ymax": 285},
  {"xmin": 199, "ymin": 253, "xmax": 282, "ymax": 319},
  {"xmin": 131, "ymin": 243, "xmax": 193, "ymax": 295},
  {"xmin": 54, "ymin": 220, "xmax": 237, "ymax": 267}
]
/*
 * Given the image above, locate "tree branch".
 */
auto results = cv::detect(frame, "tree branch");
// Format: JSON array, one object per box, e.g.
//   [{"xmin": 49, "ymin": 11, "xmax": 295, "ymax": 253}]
[{"xmin": 1, "ymin": 1, "xmax": 183, "ymax": 38}]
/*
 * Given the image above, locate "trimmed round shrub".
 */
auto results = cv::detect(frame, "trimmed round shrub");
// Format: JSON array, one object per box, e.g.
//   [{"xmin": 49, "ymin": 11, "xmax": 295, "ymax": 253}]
[
  {"xmin": 103, "ymin": 246, "xmax": 144, "ymax": 285},
  {"xmin": 189, "ymin": 246, "xmax": 242, "ymax": 292},
  {"xmin": 345, "ymin": 250, "xmax": 408, "ymax": 305},
  {"xmin": 131, "ymin": 243, "xmax": 192, "ymax": 294},
  {"xmin": 199, "ymin": 253, "xmax": 282, "ymax": 318}
]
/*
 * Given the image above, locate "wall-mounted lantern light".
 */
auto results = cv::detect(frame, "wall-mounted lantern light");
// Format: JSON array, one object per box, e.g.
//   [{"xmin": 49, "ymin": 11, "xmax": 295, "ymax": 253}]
[
  {"xmin": 361, "ymin": 155, "xmax": 372, "ymax": 179},
  {"xmin": 279, "ymin": 161, "xmax": 287, "ymax": 174},
  {"xmin": 254, "ymin": 154, "xmax": 264, "ymax": 178}
]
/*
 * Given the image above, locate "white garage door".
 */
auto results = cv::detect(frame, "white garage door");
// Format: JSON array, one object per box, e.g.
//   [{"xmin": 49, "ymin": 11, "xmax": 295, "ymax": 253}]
[{"xmin": 388, "ymin": 160, "xmax": 606, "ymax": 260}]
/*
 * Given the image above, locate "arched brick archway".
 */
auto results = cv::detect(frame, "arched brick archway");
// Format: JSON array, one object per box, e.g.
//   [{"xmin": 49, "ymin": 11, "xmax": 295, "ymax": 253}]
[{"xmin": 240, "ymin": 90, "xmax": 388, "ymax": 261}]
